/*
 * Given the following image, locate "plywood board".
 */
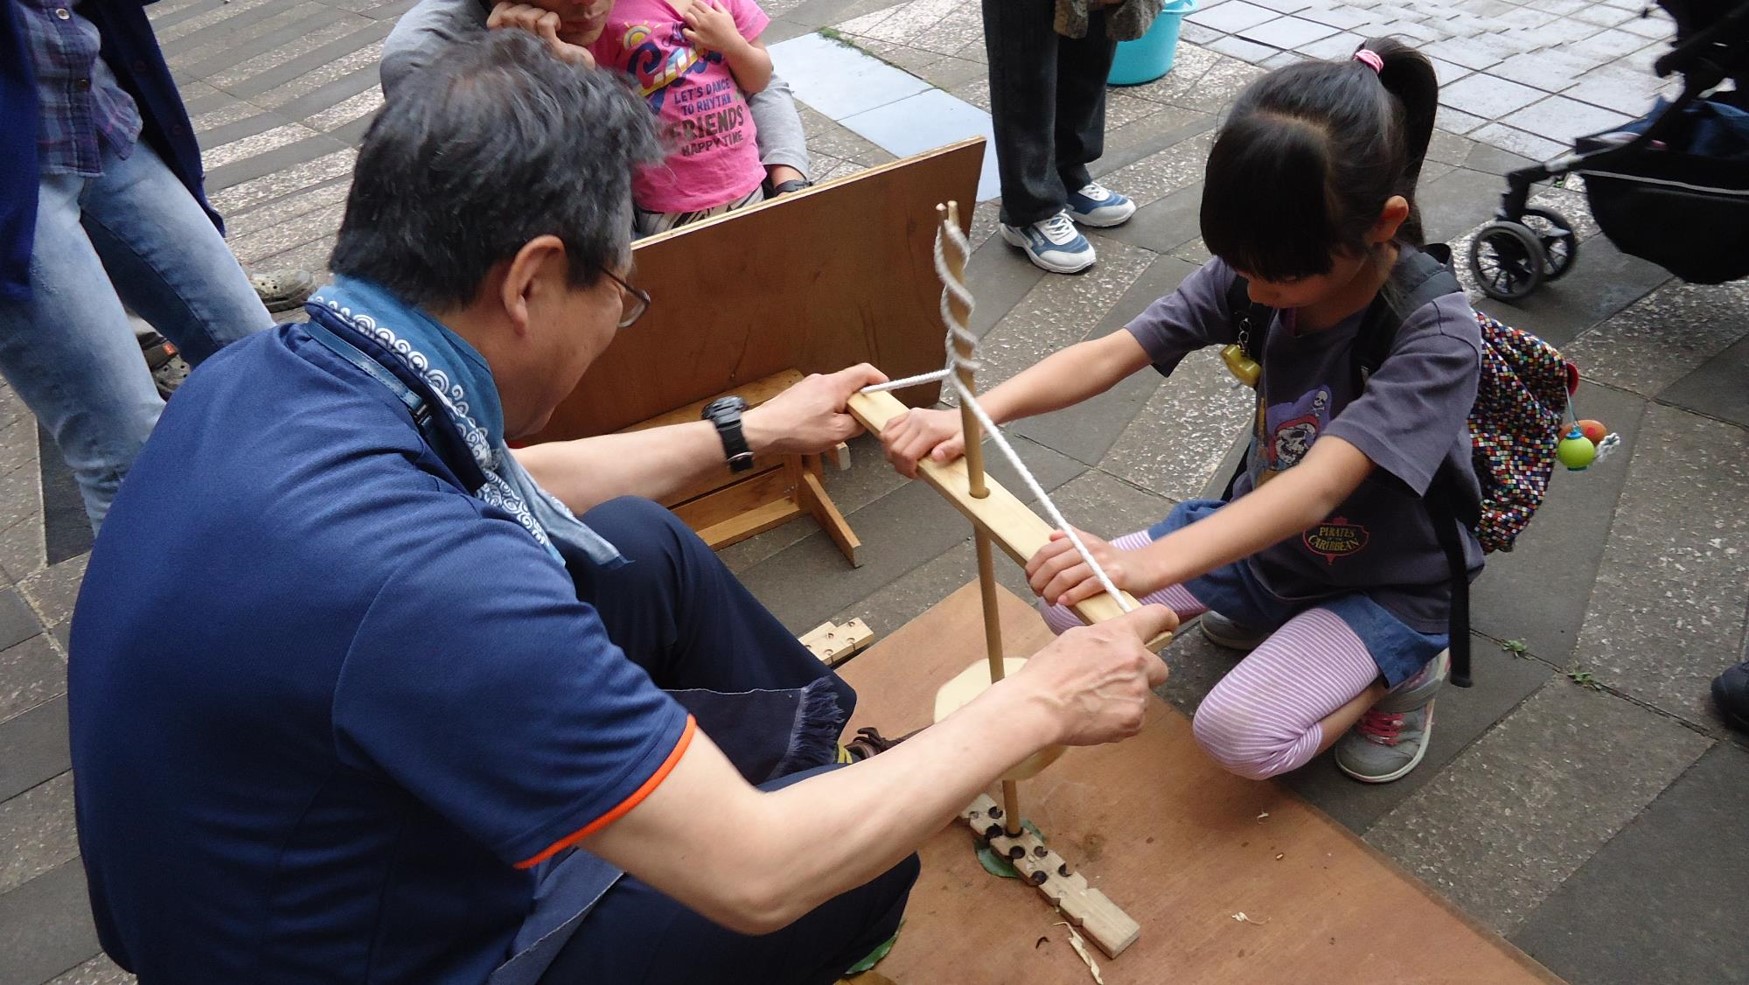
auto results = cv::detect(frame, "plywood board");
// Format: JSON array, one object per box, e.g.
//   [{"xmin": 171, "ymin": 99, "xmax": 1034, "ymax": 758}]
[
  {"xmin": 529, "ymin": 139, "xmax": 986, "ymax": 442},
  {"xmin": 835, "ymin": 582, "xmax": 1565, "ymax": 985}
]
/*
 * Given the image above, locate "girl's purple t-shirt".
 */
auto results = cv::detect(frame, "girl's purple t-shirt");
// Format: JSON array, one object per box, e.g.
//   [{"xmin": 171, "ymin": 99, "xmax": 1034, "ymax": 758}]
[
  {"xmin": 1125, "ymin": 255, "xmax": 1485, "ymax": 633},
  {"xmin": 591, "ymin": 0, "xmax": 769, "ymax": 213}
]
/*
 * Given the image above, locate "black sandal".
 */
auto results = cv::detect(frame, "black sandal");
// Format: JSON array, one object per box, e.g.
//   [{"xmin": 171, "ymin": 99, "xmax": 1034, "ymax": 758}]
[{"xmin": 768, "ymin": 178, "xmax": 812, "ymax": 197}]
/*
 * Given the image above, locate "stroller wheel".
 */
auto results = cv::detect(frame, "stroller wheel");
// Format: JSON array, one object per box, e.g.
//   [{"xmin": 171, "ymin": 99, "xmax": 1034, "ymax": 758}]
[
  {"xmin": 1519, "ymin": 207, "xmax": 1579, "ymax": 282},
  {"xmin": 1470, "ymin": 221, "xmax": 1546, "ymax": 301}
]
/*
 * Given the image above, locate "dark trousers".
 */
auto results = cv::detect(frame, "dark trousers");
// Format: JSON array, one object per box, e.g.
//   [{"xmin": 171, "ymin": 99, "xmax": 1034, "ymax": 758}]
[
  {"xmin": 983, "ymin": 0, "xmax": 1119, "ymax": 226},
  {"xmin": 541, "ymin": 497, "xmax": 919, "ymax": 985}
]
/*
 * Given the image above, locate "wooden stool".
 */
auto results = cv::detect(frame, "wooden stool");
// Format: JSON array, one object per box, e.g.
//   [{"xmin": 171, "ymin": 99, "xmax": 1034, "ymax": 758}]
[{"xmin": 620, "ymin": 370, "xmax": 860, "ymax": 564}]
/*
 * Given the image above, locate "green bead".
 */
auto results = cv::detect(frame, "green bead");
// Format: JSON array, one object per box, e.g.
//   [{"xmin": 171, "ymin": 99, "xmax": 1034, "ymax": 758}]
[{"xmin": 1557, "ymin": 434, "xmax": 1597, "ymax": 470}]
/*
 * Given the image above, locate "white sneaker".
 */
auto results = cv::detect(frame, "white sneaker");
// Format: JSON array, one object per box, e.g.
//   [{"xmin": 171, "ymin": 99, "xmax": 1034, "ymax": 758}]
[
  {"xmin": 999, "ymin": 212, "xmax": 1096, "ymax": 274},
  {"xmin": 1065, "ymin": 182, "xmax": 1137, "ymax": 227}
]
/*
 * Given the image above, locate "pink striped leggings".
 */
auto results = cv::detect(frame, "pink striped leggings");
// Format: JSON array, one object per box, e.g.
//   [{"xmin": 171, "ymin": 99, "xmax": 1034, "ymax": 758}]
[{"xmin": 1039, "ymin": 531, "xmax": 1383, "ymax": 780}]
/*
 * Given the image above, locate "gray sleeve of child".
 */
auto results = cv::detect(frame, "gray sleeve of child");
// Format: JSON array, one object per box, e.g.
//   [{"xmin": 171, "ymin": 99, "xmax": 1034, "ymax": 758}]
[
  {"xmin": 382, "ymin": 0, "xmax": 489, "ymax": 100},
  {"xmin": 748, "ymin": 75, "xmax": 812, "ymax": 178},
  {"xmin": 1123, "ymin": 257, "xmax": 1242, "ymax": 376},
  {"xmin": 1324, "ymin": 293, "xmax": 1482, "ymax": 495}
]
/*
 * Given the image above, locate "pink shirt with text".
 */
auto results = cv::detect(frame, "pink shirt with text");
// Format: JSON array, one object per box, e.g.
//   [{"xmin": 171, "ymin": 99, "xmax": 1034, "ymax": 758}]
[{"xmin": 591, "ymin": 0, "xmax": 769, "ymax": 213}]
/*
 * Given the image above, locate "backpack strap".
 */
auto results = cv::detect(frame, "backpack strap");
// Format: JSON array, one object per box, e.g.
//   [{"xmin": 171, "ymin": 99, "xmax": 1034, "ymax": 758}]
[
  {"xmin": 1353, "ymin": 244, "xmax": 1462, "ymax": 380},
  {"xmin": 1426, "ymin": 463, "xmax": 1476, "ymax": 688},
  {"xmin": 1350, "ymin": 243, "xmax": 1475, "ymax": 687}
]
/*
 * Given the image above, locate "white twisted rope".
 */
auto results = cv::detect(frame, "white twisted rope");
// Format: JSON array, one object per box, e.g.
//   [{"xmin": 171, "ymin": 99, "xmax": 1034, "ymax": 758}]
[
  {"xmin": 858, "ymin": 221, "xmax": 984, "ymax": 394},
  {"xmin": 861, "ymin": 217, "xmax": 1134, "ymax": 615}
]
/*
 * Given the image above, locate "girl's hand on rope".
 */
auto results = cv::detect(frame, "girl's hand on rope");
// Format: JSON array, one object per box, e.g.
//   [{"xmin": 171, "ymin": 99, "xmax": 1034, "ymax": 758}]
[
  {"xmin": 879, "ymin": 407, "xmax": 964, "ymax": 478},
  {"xmin": 1026, "ymin": 528, "xmax": 1162, "ymax": 608},
  {"xmin": 1012, "ymin": 604, "xmax": 1173, "ymax": 745}
]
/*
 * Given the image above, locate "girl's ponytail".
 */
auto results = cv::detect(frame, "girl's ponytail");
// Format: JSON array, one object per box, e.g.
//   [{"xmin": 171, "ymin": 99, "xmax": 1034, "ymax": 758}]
[
  {"xmin": 1201, "ymin": 35, "xmax": 1444, "ymax": 279},
  {"xmin": 1359, "ymin": 38, "xmax": 1439, "ymax": 246}
]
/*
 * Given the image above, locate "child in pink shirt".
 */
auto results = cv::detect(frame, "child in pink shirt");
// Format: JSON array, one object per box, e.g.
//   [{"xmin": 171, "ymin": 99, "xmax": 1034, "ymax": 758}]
[{"xmin": 590, "ymin": 0, "xmax": 774, "ymax": 234}]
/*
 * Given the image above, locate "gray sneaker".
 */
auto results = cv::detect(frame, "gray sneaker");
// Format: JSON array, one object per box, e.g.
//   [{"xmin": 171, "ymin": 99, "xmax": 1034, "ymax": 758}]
[
  {"xmin": 999, "ymin": 212, "xmax": 1096, "ymax": 274},
  {"xmin": 1199, "ymin": 611, "xmax": 1269, "ymax": 651},
  {"xmin": 1335, "ymin": 649, "xmax": 1449, "ymax": 784}
]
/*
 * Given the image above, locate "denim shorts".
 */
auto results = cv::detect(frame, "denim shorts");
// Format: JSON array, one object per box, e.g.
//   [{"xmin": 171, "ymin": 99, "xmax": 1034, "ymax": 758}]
[{"xmin": 1147, "ymin": 499, "xmax": 1448, "ymax": 687}]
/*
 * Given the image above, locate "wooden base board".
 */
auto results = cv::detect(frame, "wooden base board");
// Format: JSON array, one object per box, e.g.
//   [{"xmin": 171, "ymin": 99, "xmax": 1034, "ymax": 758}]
[{"xmin": 835, "ymin": 582, "xmax": 1565, "ymax": 985}]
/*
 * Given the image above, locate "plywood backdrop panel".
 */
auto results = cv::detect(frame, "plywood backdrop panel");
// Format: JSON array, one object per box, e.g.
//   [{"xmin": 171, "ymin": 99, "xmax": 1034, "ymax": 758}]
[
  {"xmin": 530, "ymin": 139, "xmax": 985, "ymax": 441},
  {"xmin": 836, "ymin": 583, "xmax": 1565, "ymax": 985}
]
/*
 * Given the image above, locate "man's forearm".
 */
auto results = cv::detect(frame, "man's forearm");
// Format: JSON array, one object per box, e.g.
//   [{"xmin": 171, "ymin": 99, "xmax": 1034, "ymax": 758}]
[
  {"xmin": 593, "ymin": 677, "xmax": 1060, "ymax": 934},
  {"xmin": 512, "ymin": 421, "xmax": 736, "ymax": 513},
  {"xmin": 742, "ymin": 681, "xmax": 1057, "ymax": 922}
]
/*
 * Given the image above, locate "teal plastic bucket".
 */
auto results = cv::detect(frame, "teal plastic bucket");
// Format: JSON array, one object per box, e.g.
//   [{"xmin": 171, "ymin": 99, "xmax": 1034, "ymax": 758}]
[{"xmin": 1108, "ymin": 0, "xmax": 1199, "ymax": 86}]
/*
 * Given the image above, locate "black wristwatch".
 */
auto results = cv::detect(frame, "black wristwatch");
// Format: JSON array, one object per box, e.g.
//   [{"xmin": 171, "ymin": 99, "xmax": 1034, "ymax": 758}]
[{"xmin": 702, "ymin": 396, "xmax": 755, "ymax": 473}]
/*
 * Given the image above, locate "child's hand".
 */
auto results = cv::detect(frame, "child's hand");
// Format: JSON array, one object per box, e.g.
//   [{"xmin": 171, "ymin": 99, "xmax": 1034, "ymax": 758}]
[
  {"xmin": 488, "ymin": 2, "xmax": 598, "ymax": 66},
  {"xmin": 679, "ymin": 0, "xmax": 746, "ymax": 54},
  {"xmin": 880, "ymin": 407, "xmax": 965, "ymax": 479},
  {"xmin": 1026, "ymin": 528, "xmax": 1160, "ymax": 608}
]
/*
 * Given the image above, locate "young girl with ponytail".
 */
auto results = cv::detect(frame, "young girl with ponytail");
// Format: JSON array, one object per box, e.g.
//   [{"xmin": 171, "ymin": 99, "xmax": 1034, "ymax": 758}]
[{"xmin": 880, "ymin": 39, "xmax": 1481, "ymax": 785}]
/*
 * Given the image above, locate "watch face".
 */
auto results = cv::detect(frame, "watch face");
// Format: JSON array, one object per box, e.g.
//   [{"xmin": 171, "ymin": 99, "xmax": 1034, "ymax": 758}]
[{"xmin": 703, "ymin": 396, "xmax": 749, "ymax": 420}]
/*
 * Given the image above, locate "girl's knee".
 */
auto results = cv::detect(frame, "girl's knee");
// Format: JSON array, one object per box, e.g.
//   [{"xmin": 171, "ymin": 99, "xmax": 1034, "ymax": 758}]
[{"xmin": 1191, "ymin": 699, "xmax": 1304, "ymax": 782}]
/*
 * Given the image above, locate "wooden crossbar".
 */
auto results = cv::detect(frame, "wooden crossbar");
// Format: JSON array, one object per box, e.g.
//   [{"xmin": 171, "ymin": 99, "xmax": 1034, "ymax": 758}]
[{"xmin": 847, "ymin": 389, "xmax": 1171, "ymax": 645}]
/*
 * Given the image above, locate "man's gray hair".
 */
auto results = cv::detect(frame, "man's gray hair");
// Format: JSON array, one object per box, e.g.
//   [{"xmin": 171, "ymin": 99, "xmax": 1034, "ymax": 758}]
[{"xmin": 331, "ymin": 31, "xmax": 660, "ymax": 309}]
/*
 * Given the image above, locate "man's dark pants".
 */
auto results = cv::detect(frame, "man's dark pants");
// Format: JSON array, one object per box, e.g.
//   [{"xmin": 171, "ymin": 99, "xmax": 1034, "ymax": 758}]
[
  {"xmin": 540, "ymin": 497, "xmax": 918, "ymax": 985},
  {"xmin": 983, "ymin": 0, "xmax": 1118, "ymax": 226}
]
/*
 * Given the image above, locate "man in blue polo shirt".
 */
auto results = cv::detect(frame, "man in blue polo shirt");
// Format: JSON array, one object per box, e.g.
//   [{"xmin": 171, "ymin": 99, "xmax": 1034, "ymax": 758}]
[{"xmin": 68, "ymin": 31, "xmax": 1175, "ymax": 985}]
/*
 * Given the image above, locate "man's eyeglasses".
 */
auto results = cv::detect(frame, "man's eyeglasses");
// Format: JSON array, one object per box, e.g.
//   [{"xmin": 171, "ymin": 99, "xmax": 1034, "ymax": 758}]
[{"xmin": 598, "ymin": 266, "xmax": 651, "ymax": 329}]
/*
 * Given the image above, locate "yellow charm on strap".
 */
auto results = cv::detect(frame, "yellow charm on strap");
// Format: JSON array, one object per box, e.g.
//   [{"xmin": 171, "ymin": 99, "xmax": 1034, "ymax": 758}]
[{"xmin": 1221, "ymin": 343, "xmax": 1261, "ymax": 388}]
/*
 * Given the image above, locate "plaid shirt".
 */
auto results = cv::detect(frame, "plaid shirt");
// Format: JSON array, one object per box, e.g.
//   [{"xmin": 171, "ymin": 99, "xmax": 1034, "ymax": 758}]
[{"xmin": 19, "ymin": 0, "xmax": 142, "ymax": 176}]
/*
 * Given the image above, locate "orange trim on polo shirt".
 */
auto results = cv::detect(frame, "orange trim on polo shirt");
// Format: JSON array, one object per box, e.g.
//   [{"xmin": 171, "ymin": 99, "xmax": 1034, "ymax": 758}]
[{"xmin": 515, "ymin": 715, "xmax": 698, "ymax": 870}]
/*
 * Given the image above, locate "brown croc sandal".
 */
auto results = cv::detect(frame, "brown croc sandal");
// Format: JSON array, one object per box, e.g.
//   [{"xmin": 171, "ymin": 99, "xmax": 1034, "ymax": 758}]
[
  {"xmin": 250, "ymin": 268, "xmax": 317, "ymax": 313},
  {"xmin": 842, "ymin": 726, "xmax": 921, "ymax": 762}
]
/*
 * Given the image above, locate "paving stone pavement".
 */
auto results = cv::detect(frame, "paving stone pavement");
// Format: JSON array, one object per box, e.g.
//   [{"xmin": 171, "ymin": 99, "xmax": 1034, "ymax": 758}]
[
  {"xmin": 1183, "ymin": 0, "xmax": 1684, "ymax": 160},
  {"xmin": 2, "ymin": 0, "xmax": 1746, "ymax": 983}
]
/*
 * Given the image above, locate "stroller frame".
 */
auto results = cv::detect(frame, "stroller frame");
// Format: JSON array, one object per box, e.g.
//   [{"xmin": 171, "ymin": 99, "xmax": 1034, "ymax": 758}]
[{"xmin": 1470, "ymin": 0, "xmax": 1749, "ymax": 300}]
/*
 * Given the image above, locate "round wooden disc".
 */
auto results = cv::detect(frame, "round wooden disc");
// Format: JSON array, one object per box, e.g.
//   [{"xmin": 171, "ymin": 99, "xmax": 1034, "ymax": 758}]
[{"xmin": 933, "ymin": 657, "xmax": 1066, "ymax": 780}]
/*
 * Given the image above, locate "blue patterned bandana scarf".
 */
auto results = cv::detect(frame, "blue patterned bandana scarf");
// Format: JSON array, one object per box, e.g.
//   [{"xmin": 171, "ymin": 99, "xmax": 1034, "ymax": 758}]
[{"xmin": 307, "ymin": 276, "xmax": 623, "ymax": 568}]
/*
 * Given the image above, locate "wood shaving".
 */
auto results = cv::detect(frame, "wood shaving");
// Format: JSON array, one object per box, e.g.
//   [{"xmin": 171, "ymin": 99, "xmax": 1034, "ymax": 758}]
[
  {"xmin": 1232, "ymin": 912, "xmax": 1268, "ymax": 926},
  {"xmin": 1054, "ymin": 922, "xmax": 1105, "ymax": 984}
]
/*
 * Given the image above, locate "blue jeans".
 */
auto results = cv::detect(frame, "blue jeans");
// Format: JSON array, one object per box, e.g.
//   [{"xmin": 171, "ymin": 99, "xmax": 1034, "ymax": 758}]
[
  {"xmin": 0, "ymin": 143, "xmax": 271, "ymax": 529},
  {"xmin": 1151, "ymin": 499, "xmax": 1449, "ymax": 687}
]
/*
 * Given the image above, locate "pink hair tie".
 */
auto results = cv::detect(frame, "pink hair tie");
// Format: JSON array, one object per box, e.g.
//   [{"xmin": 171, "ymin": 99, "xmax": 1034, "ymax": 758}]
[{"xmin": 1353, "ymin": 48, "xmax": 1384, "ymax": 73}]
